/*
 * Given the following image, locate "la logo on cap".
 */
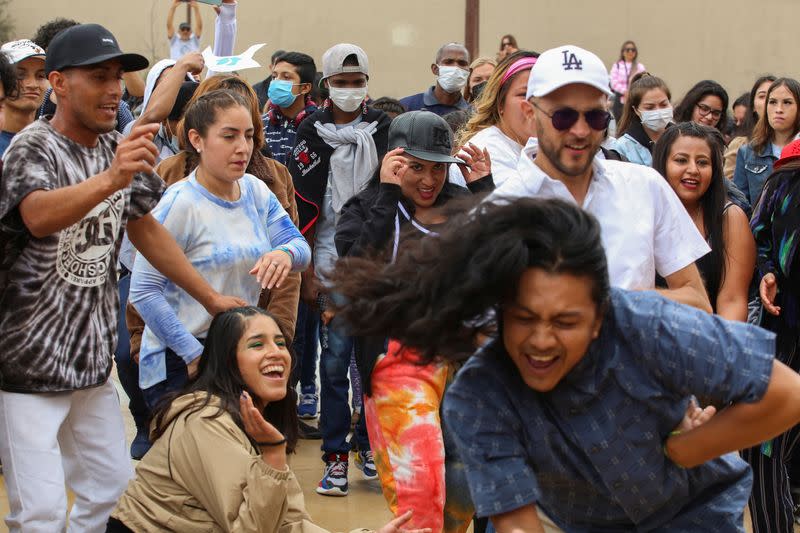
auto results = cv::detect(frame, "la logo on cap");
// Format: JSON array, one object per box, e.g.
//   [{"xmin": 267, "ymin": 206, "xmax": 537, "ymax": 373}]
[{"xmin": 561, "ymin": 49, "xmax": 583, "ymax": 71}]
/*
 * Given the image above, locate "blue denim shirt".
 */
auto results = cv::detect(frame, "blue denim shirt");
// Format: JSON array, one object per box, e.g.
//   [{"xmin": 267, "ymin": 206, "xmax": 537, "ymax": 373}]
[
  {"xmin": 733, "ymin": 142, "xmax": 776, "ymax": 206},
  {"xmin": 444, "ymin": 289, "xmax": 775, "ymax": 531}
]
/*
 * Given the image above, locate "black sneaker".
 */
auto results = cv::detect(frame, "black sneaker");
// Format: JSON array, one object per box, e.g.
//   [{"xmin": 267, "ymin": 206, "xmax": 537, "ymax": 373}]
[{"xmin": 298, "ymin": 420, "xmax": 322, "ymax": 439}]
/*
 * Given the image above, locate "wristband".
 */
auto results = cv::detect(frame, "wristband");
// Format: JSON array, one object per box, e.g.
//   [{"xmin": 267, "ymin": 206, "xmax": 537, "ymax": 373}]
[
  {"xmin": 276, "ymin": 245, "xmax": 294, "ymax": 263},
  {"xmin": 257, "ymin": 438, "xmax": 287, "ymax": 447},
  {"xmin": 663, "ymin": 430, "xmax": 684, "ymax": 468}
]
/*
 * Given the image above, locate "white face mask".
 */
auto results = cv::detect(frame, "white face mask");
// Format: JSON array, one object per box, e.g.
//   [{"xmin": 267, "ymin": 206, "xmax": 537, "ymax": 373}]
[
  {"xmin": 437, "ymin": 65, "xmax": 469, "ymax": 93},
  {"xmin": 638, "ymin": 107, "xmax": 673, "ymax": 132},
  {"xmin": 329, "ymin": 86, "xmax": 368, "ymax": 113}
]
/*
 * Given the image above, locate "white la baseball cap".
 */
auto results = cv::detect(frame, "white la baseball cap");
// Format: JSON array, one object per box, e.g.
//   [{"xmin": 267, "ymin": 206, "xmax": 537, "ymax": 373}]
[{"xmin": 526, "ymin": 44, "xmax": 612, "ymax": 100}]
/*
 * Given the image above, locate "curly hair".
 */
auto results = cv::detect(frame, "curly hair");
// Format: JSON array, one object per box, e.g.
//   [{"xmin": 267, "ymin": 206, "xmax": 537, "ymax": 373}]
[
  {"xmin": 330, "ymin": 198, "xmax": 610, "ymax": 363},
  {"xmin": 32, "ymin": 18, "xmax": 79, "ymax": 51}
]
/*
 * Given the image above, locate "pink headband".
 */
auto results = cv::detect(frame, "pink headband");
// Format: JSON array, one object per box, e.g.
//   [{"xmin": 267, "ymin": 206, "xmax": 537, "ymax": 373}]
[{"xmin": 501, "ymin": 57, "xmax": 537, "ymax": 86}]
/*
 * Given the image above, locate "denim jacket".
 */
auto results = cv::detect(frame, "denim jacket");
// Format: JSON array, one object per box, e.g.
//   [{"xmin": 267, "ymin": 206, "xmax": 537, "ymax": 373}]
[
  {"xmin": 733, "ymin": 143, "xmax": 776, "ymax": 206},
  {"xmin": 612, "ymin": 133, "xmax": 653, "ymax": 166}
]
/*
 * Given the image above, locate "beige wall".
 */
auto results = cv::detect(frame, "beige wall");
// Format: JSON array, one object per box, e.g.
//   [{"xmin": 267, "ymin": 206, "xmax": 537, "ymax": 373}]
[{"xmin": 8, "ymin": 0, "xmax": 799, "ymax": 106}]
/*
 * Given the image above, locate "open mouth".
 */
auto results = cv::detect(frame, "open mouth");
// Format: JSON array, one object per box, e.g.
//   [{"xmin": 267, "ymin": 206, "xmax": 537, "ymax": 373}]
[
  {"xmin": 418, "ymin": 185, "xmax": 435, "ymax": 200},
  {"xmin": 99, "ymin": 104, "xmax": 118, "ymax": 117},
  {"xmin": 680, "ymin": 178, "xmax": 699, "ymax": 190},
  {"xmin": 260, "ymin": 363, "xmax": 285, "ymax": 379},
  {"xmin": 525, "ymin": 354, "xmax": 559, "ymax": 373}
]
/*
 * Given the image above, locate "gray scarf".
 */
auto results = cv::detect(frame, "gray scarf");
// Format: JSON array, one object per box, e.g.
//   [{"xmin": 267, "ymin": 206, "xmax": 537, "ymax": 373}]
[{"xmin": 314, "ymin": 120, "xmax": 379, "ymax": 214}]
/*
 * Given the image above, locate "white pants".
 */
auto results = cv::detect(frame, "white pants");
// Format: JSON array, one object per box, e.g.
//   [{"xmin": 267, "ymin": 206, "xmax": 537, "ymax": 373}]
[{"xmin": 0, "ymin": 379, "xmax": 134, "ymax": 533}]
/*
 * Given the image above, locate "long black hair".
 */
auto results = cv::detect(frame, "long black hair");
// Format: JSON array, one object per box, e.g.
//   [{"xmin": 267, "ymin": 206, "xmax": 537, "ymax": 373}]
[
  {"xmin": 652, "ymin": 122, "xmax": 727, "ymax": 300},
  {"xmin": 674, "ymin": 80, "xmax": 730, "ymax": 132},
  {"xmin": 330, "ymin": 198, "xmax": 610, "ymax": 363},
  {"xmin": 150, "ymin": 307, "xmax": 298, "ymax": 453}
]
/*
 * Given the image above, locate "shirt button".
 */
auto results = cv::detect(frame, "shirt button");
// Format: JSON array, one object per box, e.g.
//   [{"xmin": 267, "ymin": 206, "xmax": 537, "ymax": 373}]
[
  {"xmin": 591, "ymin": 446, "xmax": 599, "ymax": 453},
  {"xmin": 613, "ymin": 481, "xmax": 622, "ymax": 488},
  {"xmin": 570, "ymin": 408, "xmax": 580, "ymax": 415}
]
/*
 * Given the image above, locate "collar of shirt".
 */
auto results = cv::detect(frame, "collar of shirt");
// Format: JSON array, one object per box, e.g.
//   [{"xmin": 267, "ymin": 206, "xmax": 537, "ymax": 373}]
[{"xmin": 423, "ymin": 85, "xmax": 469, "ymax": 110}]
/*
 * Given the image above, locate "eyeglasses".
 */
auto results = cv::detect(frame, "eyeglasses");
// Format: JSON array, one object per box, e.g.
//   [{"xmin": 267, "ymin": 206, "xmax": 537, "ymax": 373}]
[
  {"xmin": 696, "ymin": 103, "xmax": 723, "ymax": 120},
  {"xmin": 623, "ymin": 47, "xmax": 636, "ymax": 53},
  {"xmin": 532, "ymin": 101, "xmax": 611, "ymax": 131},
  {"xmin": 502, "ymin": 41, "xmax": 512, "ymax": 47}
]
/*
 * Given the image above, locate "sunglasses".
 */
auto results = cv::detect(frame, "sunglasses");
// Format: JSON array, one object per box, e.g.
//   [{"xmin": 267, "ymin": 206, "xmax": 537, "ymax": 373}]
[
  {"xmin": 532, "ymin": 101, "xmax": 611, "ymax": 131},
  {"xmin": 623, "ymin": 47, "xmax": 637, "ymax": 52}
]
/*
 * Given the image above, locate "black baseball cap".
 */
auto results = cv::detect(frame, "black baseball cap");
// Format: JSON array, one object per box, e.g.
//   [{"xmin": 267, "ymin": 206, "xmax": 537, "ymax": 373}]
[
  {"xmin": 388, "ymin": 110, "xmax": 463, "ymax": 164},
  {"xmin": 45, "ymin": 24, "xmax": 149, "ymax": 75}
]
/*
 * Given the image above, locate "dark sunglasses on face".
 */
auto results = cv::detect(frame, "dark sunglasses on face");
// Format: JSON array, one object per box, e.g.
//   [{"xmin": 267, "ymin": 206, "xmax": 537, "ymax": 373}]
[
  {"xmin": 696, "ymin": 102, "xmax": 723, "ymax": 120},
  {"xmin": 623, "ymin": 47, "xmax": 636, "ymax": 52},
  {"xmin": 532, "ymin": 101, "xmax": 611, "ymax": 131}
]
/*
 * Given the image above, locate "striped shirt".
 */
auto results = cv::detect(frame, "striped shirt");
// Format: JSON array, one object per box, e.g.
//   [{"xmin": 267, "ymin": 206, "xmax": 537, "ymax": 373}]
[{"xmin": 130, "ymin": 171, "xmax": 310, "ymax": 389}]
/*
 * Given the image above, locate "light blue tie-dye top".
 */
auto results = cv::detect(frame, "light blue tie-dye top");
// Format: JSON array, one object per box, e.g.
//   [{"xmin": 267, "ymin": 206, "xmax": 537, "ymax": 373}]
[{"xmin": 130, "ymin": 171, "xmax": 310, "ymax": 389}]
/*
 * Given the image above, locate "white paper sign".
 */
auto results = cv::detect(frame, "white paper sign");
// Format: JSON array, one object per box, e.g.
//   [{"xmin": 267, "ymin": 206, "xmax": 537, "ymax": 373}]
[{"xmin": 203, "ymin": 43, "xmax": 266, "ymax": 73}]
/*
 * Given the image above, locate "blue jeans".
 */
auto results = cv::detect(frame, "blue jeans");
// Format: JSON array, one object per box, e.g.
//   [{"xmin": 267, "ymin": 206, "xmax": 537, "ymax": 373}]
[
  {"xmin": 114, "ymin": 273, "xmax": 149, "ymax": 430},
  {"xmin": 319, "ymin": 309, "xmax": 369, "ymax": 455},
  {"xmin": 293, "ymin": 300, "xmax": 320, "ymax": 392},
  {"xmin": 141, "ymin": 348, "xmax": 189, "ymax": 411}
]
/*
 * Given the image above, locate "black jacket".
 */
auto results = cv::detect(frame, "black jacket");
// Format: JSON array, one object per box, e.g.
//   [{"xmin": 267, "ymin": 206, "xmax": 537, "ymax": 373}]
[
  {"xmin": 335, "ymin": 176, "xmax": 494, "ymax": 394},
  {"xmin": 286, "ymin": 106, "xmax": 391, "ymax": 235}
]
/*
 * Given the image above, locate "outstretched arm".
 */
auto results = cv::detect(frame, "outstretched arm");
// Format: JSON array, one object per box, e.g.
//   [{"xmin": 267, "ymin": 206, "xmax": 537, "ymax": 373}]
[
  {"xmin": 135, "ymin": 52, "xmax": 204, "ymax": 127},
  {"xmin": 191, "ymin": 1, "xmax": 203, "ymax": 38},
  {"xmin": 166, "ymin": 0, "xmax": 180, "ymax": 39}
]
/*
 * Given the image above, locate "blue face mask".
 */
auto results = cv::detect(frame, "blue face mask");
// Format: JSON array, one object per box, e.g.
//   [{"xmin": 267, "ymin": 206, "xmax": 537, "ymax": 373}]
[{"xmin": 268, "ymin": 79, "xmax": 298, "ymax": 108}]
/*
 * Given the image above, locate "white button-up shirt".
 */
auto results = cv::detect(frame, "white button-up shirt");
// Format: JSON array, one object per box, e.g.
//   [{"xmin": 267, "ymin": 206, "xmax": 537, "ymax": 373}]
[{"xmin": 487, "ymin": 138, "xmax": 710, "ymax": 290}]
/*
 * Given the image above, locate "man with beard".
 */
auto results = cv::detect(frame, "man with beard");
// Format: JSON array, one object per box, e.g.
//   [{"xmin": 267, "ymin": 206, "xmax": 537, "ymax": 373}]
[
  {"xmin": 0, "ymin": 24, "xmax": 243, "ymax": 531},
  {"xmin": 488, "ymin": 44, "xmax": 711, "ymax": 312}
]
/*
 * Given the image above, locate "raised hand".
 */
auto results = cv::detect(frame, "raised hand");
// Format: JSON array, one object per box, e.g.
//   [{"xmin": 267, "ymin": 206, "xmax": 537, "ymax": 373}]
[
  {"xmin": 457, "ymin": 143, "xmax": 492, "ymax": 184},
  {"xmin": 240, "ymin": 391, "xmax": 284, "ymax": 444},
  {"xmin": 380, "ymin": 147, "xmax": 409, "ymax": 186},
  {"xmin": 240, "ymin": 390, "xmax": 287, "ymax": 469},
  {"xmin": 105, "ymin": 123, "xmax": 160, "ymax": 191},
  {"xmin": 176, "ymin": 51, "xmax": 205, "ymax": 77}
]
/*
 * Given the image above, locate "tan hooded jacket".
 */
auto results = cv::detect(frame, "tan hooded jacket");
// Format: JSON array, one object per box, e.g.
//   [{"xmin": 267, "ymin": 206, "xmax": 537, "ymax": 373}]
[{"xmin": 112, "ymin": 393, "xmax": 369, "ymax": 532}]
